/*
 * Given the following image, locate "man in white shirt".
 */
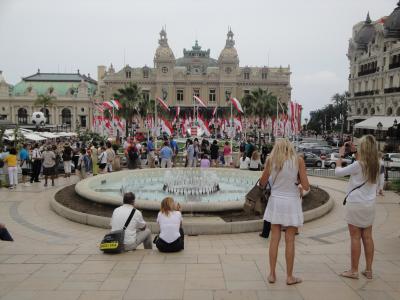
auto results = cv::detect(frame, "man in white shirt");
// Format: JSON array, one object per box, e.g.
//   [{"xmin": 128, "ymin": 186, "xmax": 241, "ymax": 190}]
[{"xmin": 110, "ymin": 192, "xmax": 152, "ymax": 251}]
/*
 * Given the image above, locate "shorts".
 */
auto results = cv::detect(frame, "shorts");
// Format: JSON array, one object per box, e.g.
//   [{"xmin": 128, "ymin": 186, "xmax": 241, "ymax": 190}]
[{"xmin": 99, "ymin": 163, "xmax": 107, "ymax": 170}]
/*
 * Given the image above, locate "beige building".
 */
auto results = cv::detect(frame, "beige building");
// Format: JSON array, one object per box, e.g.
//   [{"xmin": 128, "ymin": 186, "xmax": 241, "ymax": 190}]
[
  {"xmin": 347, "ymin": 2, "xmax": 400, "ymax": 129},
  {"xmin": 0, "ymin": 70, "xmax": 97, "ymax": 131},
  {"xmin": 97, "ymin": 28, "xmax": 291, "ymax": 112}
]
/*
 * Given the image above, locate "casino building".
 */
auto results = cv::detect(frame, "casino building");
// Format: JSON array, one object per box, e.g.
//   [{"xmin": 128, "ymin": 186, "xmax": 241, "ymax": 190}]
[
  {"xmin": 347, "ymin": 2, "xmax": 400, "ymax": 129},
  {"xmin": 97, "ymin": 28, "xmax": 291, "ymax": 112}
]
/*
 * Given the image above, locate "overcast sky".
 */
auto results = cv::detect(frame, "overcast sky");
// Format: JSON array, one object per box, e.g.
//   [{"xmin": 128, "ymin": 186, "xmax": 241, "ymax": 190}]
[{"xmin": 0, "ymin": 0, "xmax": 396, "ymax": 118}]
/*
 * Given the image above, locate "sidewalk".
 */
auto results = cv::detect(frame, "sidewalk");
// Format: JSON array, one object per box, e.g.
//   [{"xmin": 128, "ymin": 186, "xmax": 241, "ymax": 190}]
[{"xmin": 0, "ymin": 176, "xmax": 399, "ymax": 299}]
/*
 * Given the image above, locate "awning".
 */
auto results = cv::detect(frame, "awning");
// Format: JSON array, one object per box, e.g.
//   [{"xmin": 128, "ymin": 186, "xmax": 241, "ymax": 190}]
[{"xmin": 354, "ymin": 116, "xmax": 399, "ymax": 130}]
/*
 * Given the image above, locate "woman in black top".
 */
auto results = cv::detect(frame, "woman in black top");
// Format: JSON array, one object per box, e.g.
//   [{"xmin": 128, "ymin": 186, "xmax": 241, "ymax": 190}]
[{"xmin": 210, "ymin": 140, "xmax": 219, "ymax": 167}]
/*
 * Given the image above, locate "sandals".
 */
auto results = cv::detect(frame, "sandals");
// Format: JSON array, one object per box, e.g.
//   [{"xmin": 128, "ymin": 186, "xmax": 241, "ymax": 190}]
[
  {"xmin": 340, "ymin": 270, "xmax": 359, "ymax": 279},
  {"xmin": 362, "ymin": 270, "xmax": 373, "ymax": 279},
  {"xmin": 286, "ymin": 277, "xmax": 302, "ymax": 285}
]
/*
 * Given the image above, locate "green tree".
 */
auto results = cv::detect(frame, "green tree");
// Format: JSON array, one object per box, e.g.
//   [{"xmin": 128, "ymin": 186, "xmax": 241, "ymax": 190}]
[
  {"xmin": 113, "ymin": 83, "xmax": 143, "ymax": 137},
  {"xmin": 34, "ymin": 94, "xmax": 55, "ymax": 109},
  {"xmin": 241, "ymin": 88, "xmax": 278, "ymax": 121}
]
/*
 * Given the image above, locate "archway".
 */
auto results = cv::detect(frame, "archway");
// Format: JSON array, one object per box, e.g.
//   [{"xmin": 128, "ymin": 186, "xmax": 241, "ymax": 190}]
[
  {"xmin": 17, "ymin": 108, "xmax": 28, "ymax": 124},
  {"xmin": 61, "ymin": 108, "xmax": 71, "ymax": 125},
  {"xmin": 40, "ymin": 108, "xmax": 50, "ymax": 124}
]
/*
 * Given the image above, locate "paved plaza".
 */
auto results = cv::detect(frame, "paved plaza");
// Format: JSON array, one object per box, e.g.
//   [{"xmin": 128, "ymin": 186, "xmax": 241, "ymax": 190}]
[{"xmin": 0, "ymin": 176, "xmax": 399, "ymax": 300}]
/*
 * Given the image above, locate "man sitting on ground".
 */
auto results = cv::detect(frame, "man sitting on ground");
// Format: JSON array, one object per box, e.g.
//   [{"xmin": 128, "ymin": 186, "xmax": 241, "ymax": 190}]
[{"xmin": 110, "ymin": 192, "xmax": 153, "ymax": 251}]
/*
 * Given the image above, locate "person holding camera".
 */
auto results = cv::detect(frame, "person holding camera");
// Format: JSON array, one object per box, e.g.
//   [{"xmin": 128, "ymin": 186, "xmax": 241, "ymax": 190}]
[{"xmin": 335, "ymin": 136, "xmax": 379, "ymax": 280}]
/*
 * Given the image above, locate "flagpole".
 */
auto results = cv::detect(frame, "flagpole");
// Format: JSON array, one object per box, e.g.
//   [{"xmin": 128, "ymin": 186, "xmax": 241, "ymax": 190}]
[
  {"xmin": 154, "ymin": 96, "xmax": 157, "ymax": 149},
  {"xmin": 230, "ymin": 98, "xmax": 233, "ymax": 153}
]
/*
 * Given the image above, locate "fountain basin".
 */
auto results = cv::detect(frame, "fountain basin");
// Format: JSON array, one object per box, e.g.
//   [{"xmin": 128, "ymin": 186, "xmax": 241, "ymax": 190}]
[{"xmin": 75, "ymin": 168, "xmax": 259, "ymax": 213}]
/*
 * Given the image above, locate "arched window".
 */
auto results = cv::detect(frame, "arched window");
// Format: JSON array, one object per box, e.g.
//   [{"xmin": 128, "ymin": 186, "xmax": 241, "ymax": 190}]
[
  {"xmin": 363, "ymin": 108, "xmax": 368, "ymax": 115},
  {"xmin": 357, "ymin": 108, "xmax": 361, "ymax": 115},
  {"xmin": 370, "ymin": 107, "xmax": 375, "ymax": 115},
  {"xmin": 387, "ymin": 107, "xmax": 393, "ymax": 115},
  {"xmin": 17, "ymin": 108, "xmax": 28, "ymax": 124},
  {"xmin": 397, "ymin": 107, "xmax": 400, "ymax": 116},
  {"xmin": 61, "ymin": 108, "xmax": 71, "ymax": 125},
  {"xmin": 40, "ymin": 108, "xmax": 50, "ymax": 124}
]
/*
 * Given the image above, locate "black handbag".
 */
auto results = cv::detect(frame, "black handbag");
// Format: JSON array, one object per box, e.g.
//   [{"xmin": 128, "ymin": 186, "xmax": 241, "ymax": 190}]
[{"xmin": 100, "ymin": 208, "xmax": 136, "ymax": 253}]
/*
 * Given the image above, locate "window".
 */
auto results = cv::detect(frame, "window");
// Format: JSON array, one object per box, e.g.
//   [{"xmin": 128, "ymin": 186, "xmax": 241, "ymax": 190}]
[
  {"xmin": 142, "ymin": 90, "xmax": 150, "ymax": 102},
  {"xmin": 244, "ymin": 72, "xmax": 250, "ymax": 80},
  {"xmin": 390, "ymin": 76, "xmax": 394, "ymax": 88},
  {"xmin": 244, "ymin": 90, "xmax": 250, "ymax": 95},
  {"xmin": 17, "ymin": 108, "xmax": 28, "ymax": 124},
  {"xmin": 193, "ymin": 88, "xmax": 200, "ymax": 103},
  {"xmin": 387, "ymin": 107, "xmax": 393, "ymax": 115},
  {"xmin": 61, "ymin": 108, "xmax": 72, "ymax": 125},
  {"xmin": 177, "ymin": 89, "xmax": 184, "ymax": 102},
  {"xmin": 262, "ymin": 72, "xmax": 267, "ymax": 79},
  {"xmin": 209, "ymin": 89, "xmax": 216, "ymax": 102},
  {"xmin": 0, "ymin": 115, "xmax": 6, "ymax": 120},
  {"xmin": 125, "ymin": 71, "xmax": 131, "ymax": 79},
  {"xmin": 358, "ymin": 82, "xmax": 361, "ymax": 92},
  {"xmin": 225, "ymin": 67, "xmax": 232, "ymax": 74},
  {"xmin": 143, "ymin": 70, "xmax": 149, "ymax": 78},
  {"xmin": 162, "ymin": 67, "xmax": 168, "ymax": 73},
  {"xmin": 80, "ymin": 116, "xmax": 87, "ymax": 128}
]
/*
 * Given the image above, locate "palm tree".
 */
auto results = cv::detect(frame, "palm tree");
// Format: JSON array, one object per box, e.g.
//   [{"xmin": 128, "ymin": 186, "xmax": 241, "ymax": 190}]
[
  {"xmin": 242, "ymin": 88, "xmax": 278, "ymax": 122},
  {"xmin": 113, "ymin": 83, "xmax": 153, "ymax": 137},
  {"xmin": 35, "ymin": 94, "xmax": 55, "ymax": 109}
]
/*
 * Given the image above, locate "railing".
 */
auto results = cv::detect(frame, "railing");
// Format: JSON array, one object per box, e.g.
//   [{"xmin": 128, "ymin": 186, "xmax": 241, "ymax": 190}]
[
  {"xmin": 357, "ymin": 68, "xmax": 377, "ymax": 77},
  {"xmin": 384, "ymin": 87, "xmax": 400, "ymax": 94},
  {"xmin": 306, "ymin": 167, "xmax": 400, "ymax": 181},
  {"xmin": 389, "ymin": 62, "xmax": 400, "ymax": 70},
  {"xmin": 354, "ymin": 90, "xmax": 379, "ymax": 97}
]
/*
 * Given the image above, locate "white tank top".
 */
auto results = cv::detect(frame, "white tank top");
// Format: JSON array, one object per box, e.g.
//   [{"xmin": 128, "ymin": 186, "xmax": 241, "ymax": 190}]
[{"xmin": 270, "ymin": 159, "xmax": 299, "ymax": 198}]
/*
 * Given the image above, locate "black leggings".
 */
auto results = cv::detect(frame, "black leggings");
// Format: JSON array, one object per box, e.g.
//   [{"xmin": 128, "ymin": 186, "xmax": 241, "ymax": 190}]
[{"xmin": 156, "ymin": 228, "xmax": 184, "ymax": 253}]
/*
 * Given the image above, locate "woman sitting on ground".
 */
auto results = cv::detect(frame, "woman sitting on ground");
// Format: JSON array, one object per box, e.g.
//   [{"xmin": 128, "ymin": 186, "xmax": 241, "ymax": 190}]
[
  {"xmin": 239, "ymin": 151, "xmax": 250, "ymax": 170},
  {"xmin": 155, "ymin": 197, "xmax": 184, "ymax": 253},
  {"xmin": 249, "ymin": 150, "xmax": 262, "ymax": 171}
]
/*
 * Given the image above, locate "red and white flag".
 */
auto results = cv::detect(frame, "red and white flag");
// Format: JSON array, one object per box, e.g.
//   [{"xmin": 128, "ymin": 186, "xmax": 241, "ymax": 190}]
[
  {"xmin": 102, "ymin": 101, "xmax": 114, "ymax": 110},
  {"xmin": 212, "ymin": 106, "xmax": 217, "ymax": 117},
  {"xmin": 110, "ymin": 99, "xmax": 122, "ymax": 110},
  {"xmin": 175, "ymin": 106, "xmax": 181, "ymax": 118},
  {"xmin": 159, "ymin": 117, "xmax": 173, "ymax": 136},
  {"xmin": 94, "ymin": 104, "xmax": 104, "ymax": 113},
  {"xmin": 156, "ymin": 97, "xmax": 170, "ymax": 111},
  {"xmin": 230, "ymin": 97, "xmax": 244, "ymax": 113},
  {"xmin": 193, "ymin": 95, "xmax": 207, "ymax": 108}
]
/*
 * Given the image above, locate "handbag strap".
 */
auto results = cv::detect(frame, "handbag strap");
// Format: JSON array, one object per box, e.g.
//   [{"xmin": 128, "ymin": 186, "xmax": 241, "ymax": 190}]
[
  {"xmin": 123, "ymin": 208, "xmax": 136, "ymax": 230},
  {"xmin": 343, "ymin": 181, "xmax": 367, "ymax": 205}
]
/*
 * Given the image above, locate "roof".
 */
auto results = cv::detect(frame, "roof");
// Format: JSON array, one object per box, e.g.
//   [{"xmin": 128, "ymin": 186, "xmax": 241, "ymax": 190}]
[
  {"xmin": 23, "ymin": 72, "xmax": 97, "ymax": 84},
  {"xmin": 354, "ymin": 116, "xmax": 399, "ymax": 130}
]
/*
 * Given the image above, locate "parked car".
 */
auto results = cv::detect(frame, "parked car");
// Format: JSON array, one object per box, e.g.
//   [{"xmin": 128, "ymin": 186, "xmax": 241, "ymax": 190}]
[
  {"xmin": 303, "ymin": 152, "xmax": 323, "ymax": 168},
  {"xmin": 324, "ymin": 153, "xmax": 353, "ymax": 169},
  {"xmin": 383, "ymin": 153, "xmax": 400, "ymax": 170},
  {"xmin": 303, "ymin": 147, "xmax": 333, "ymax": 157}
]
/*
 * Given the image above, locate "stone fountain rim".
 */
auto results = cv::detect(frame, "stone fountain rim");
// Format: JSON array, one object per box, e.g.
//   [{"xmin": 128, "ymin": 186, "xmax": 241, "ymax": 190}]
[{"xmin": 75, "ymin": 168, "xmax": 259, "ymax": 213}]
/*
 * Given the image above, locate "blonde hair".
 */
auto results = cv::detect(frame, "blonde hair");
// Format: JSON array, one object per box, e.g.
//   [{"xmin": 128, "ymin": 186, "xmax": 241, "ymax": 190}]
[
  {"xmin": 268, "ymin": 138, "xmax": 297, "ymax": 171},
  {"xmin": 251, "ymin": 150, "xmax": 260, "ymax": 161},
  {"xmin": 160, "ymin": 197, "xmax": 175, "ymax": 216},
  {"xmin": 358, "ymin": 135, "xmax": 379, "ymax": 184}
]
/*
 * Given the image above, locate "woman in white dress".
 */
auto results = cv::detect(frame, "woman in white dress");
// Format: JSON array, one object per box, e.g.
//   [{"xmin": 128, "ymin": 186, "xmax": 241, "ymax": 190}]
[
  {"xmin": 335, "ymin": 135, "xmax": 379, "ymax": 280},
  {"xmin": 259, "ymin": 139, "xmax": 310, "ymax": 285}
]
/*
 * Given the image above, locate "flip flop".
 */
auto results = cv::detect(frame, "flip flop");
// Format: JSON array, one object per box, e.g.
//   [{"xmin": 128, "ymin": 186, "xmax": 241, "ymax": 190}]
[
  {"xmin": 361, "ymin": 270, "xmax": 373, "ymax": 279},
  {"xmin": 286, "ymin": 277, "xmax": 302, "ymax": 285},
  {"xmin": 340, "ymin": 270, "xmax": 359, "ymax": 279},
  {"xmin": 267, "ymin": 275, "xmax": 276, "ymax": 284}
]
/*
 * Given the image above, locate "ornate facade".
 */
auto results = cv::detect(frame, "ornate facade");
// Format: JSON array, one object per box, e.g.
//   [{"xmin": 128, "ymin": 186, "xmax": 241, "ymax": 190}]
[
  {"xmin": 0, "ymin": 70, "xmax": 97, "ymax": 131},
  {"xmin": 97, "ymin": 28, "xmax": 291, "ymax": 110},
  {"xmin": 348, "ymin": 2, "xmax": 400, "ymax": 128}
]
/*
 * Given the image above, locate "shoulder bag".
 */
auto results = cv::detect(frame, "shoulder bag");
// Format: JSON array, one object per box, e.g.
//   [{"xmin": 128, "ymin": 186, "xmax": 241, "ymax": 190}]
[
  {"xmin": 244, "ymin": 170, "xmax": 280, "ymax": 215},
  {"xmin": 343, "ymin": 181, "xmax": 367, "ymax": 205},
  {"xmin": 100, "ymin": 208, "xmax": 136, "ymax": 253}
]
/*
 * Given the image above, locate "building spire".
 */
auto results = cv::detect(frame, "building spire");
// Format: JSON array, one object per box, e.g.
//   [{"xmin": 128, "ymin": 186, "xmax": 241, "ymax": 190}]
[{"xmin": 366, "ymin": 12, "xmax": 372, "ymax": 24}]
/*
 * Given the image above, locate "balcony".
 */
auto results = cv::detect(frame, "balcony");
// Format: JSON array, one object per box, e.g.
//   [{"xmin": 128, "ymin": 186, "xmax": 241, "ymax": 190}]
[
  {"xmin": 389, "ymin": 62, "xmax": 400, "ymax": 70},
  {"xmin": 354, "ymin": 90, "xmax": 380, "ymax": 97},
  {"xmin": 357, "ymin": 68, "xmax": 377, "ymax": 77},
  {"xmin": 384, "ymin": 87, "xmax": 400, "ymax": 94}
]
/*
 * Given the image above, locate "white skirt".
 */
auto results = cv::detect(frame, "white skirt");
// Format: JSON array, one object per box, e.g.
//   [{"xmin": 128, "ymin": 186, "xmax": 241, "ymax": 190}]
[
  {"xmin": 263, "ymin": 194, "xmax": 303, "ymax": 227},
  {"xmin": 345, "ymin": 202, "xmax": 375, "ymax": 228}
]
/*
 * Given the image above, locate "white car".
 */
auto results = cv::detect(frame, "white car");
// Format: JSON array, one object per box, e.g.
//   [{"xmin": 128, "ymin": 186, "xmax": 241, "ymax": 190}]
[
  {"xmin": 324, "ymin": 153, "xmax": 353, "ymax": 169},
  {"xmin": 383, "ymin": 153, "xmax": 400, "ymax": 170}
]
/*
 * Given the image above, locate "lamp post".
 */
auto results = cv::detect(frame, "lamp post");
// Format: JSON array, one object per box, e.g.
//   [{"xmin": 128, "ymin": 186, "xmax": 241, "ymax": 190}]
[
  {"xmin": 377, "ymin": 121, "xmax": 383, "ymax": 151},
  {"xmin": 393, "ymin": 119, "xmax": 398, "ymax": 152}
]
